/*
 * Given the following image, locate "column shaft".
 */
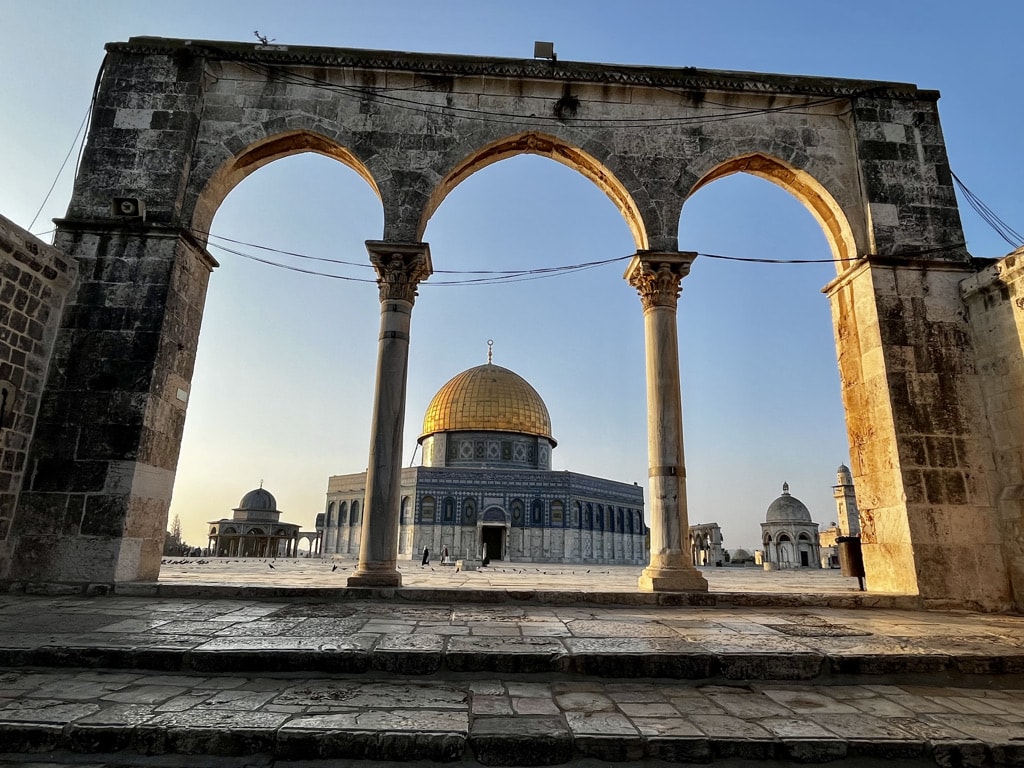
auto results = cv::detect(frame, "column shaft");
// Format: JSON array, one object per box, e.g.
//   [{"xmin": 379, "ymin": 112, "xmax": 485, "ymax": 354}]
[
  {"xmin": 348, "ymin": 242, "xmax": 431, "ymax": 587},
  {"xmin": 625, "ymin": 252, "xmax": 708, "ymax": 592}
]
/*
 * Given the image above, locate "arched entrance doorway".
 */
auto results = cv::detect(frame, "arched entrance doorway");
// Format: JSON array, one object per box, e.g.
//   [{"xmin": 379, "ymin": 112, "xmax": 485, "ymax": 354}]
[
  {"xmin": 481, "ymin": 526, "xmax": 504, "ymax": 562},
  {"xmin": 481, "ymin": 506, "xmax": 508, "ymax": 562}
]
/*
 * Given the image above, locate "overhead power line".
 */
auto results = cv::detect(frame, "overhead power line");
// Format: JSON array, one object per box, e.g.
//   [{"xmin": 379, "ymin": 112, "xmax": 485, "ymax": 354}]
[
  {"xmin": 198, "ymin": 230, "xmax": 970, "ymax": 287},
  {"xmin": 952, "ymin": 172, "xmax": 1023, "ymax": 249},
  {"xmin": 29, "ymin": 105, "xmax": 91, "ymax": 233}
]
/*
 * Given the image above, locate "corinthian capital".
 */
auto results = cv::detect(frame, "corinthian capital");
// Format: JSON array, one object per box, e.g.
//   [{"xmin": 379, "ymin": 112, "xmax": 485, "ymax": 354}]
[
  {"xmin": 366, "ymin": 241, "xmax": 433, "ymax": 304},
  {"xmin": 624, "ymin": 251, "xmax": 697, "ymax": 311}
]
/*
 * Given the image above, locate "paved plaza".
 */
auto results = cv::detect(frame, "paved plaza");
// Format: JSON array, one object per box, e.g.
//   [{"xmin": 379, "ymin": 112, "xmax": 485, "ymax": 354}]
[
  {"xmin": 1, "ymin": 560, "xmax": 1023, "ymax": 766},
  {"xmin": 153, "ymin": 559, "xmax": 866, "ymax": 595}
]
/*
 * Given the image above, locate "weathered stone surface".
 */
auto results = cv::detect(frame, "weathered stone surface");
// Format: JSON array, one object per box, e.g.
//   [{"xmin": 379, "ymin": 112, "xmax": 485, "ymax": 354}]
[{"xmin": 469, "ymin": 715, "xmax": 572, "ymax": 766}]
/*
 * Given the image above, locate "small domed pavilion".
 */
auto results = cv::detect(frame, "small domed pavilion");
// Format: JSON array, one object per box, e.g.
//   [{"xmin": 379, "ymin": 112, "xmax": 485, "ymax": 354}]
[
  {"xmin": 207, "ymin": 486, "xmax": 301, "ymax": 558},
  {"xmin": 760, "ymin": 482, "xmax": 821, "ymax": 569}
]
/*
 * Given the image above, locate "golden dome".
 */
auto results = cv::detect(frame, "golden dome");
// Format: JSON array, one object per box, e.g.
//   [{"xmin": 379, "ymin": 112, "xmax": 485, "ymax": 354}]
[{"xmin": 420, "ymin": 363, "xmax": 555, "ymax": 444}]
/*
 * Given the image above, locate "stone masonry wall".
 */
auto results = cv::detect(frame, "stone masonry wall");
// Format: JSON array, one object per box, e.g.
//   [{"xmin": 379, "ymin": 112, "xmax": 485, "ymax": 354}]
[
  {"xmin": 827, "ymin": 259, "xmax": 1008, "ymax": 609},
  {"xmin": 961, "ymin": 247, "xmax": 1024, "ymax": 605},
  {"xmin": 850, "ymin": 95, "xmax": 966, "ymax": 261},
  {"xmin": 5, "ymin": 226, "xmax": 215, "ymax": 585},
  {"xmin": 0, "ymin": 216, "xmax": 77, "ymax": 577}
]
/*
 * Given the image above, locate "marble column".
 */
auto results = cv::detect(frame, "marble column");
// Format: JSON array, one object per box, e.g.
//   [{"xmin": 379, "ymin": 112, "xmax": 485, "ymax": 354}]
[
  {"xmin": 348, "ymin": 241, "xmax": 432, "ymax": 587},
  {"xmin": 625, "ymin": 252, "xmax": 708, "ymax": 592}
]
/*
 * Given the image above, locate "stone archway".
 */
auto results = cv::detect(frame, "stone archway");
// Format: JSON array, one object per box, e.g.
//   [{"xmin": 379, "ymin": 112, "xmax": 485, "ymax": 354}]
[
  {"xmin": 688, "ymin": 152, "xmax": 858, "ymax": 268},
  {"xmin": 2, "ymin": 37, "xmax": 1012, "ymax": 609},
  {"xmin": 421, "ymin": 131, "xmax": 650, "ymax": 251}
]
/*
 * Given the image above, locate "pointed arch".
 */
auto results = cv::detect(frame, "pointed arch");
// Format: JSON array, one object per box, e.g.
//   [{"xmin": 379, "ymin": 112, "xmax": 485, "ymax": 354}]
[
  {"xmin": 688, "ymin": 153, "xmax": 857, "ymax": 271},
  {"xmin": 420, "ymin": 131, "xmax": 648, "ymax": 250},
  {"xmin": 192, "ymin": 130, "xmax": 382, "ymax": 236}
]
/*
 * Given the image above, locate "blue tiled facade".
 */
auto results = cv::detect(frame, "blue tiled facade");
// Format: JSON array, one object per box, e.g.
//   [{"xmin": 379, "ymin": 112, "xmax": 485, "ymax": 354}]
[{"xmin": 323, "ymin": 466, "xmax": 647, "ymax": 564}]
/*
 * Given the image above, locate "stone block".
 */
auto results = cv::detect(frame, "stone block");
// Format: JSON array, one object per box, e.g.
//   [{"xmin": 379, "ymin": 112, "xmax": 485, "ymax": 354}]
[{"xmin": 469, "ymin": 716, "xmax": 572, "ymax": 766}]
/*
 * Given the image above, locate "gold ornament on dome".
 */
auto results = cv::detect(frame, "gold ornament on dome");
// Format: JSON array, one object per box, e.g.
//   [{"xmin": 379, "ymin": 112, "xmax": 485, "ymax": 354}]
[{"xmin": 420, "ymin": 362, "xmax": 555, "ymax": 444}]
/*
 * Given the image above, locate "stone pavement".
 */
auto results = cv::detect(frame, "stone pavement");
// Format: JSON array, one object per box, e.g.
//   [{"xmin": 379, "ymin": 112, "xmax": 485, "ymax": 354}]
[{"xmin": 1, "ymin": 575, "xmax": 1024, "ymax": 767}]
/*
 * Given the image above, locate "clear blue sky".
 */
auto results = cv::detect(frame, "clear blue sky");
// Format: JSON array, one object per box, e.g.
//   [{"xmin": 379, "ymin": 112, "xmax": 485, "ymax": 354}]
[{"xmin": 1, "ymin": 1, "xmax": 1021, "ymax": 552}]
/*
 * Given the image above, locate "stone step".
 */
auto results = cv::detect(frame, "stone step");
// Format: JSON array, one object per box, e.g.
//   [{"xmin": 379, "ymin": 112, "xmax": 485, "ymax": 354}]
[
  {"xmin": 2, "ymin": 594, "xmax": 1023, "ymax": 685},
  {"xmin": 3, "ymin": 593, "xmax": 1024, "ymax": 765},
  {"xmin": 1, "ymin": 667, "xmax": 1022, "ymax": 766},
  {"xmin": 4, "ymin": 635, "xmax": 1023, "ymax": 683}
]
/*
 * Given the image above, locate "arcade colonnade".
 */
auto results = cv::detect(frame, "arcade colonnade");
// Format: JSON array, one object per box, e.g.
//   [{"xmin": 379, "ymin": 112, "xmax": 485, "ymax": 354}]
[
  {"xmin": 0, "ymin": 38, "xmax": 1017, "ymax": 610},
  {"xmin": 348, "ymin": 243, "xmax": 703, "ymax": 588}
]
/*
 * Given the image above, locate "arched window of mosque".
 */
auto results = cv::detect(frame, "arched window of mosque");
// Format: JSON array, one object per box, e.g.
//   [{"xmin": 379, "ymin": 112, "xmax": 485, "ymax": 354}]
[
  {"xmin": 463, "ymin": 498, "xmax": 476, "ymax": 522},
  {"xmin": 551, "ymin": 500, "xmax": 564, "ymax": 526},
  {"xmin": 617, "ymin": 508, "xmax": 624, "ymax": 533},
  {"xmin": 249, "ymin": 528, "xmax": 265, "ymax": 536},
  {"xmin": 210, "ymin": 526, "xmax": 217, "ymax": 536},
  {"xmin": 511, "ymin": 499, "xmax": 524, "ymax": 526},
  {"xmin": 764, "ymin": 533, "xmax": 773, "ymax": 544},
  {"xmin": 350, "ymin": 501, "xmax": 361, "ymax": 525},
  {"xmin": 532, "ymin": 499, "xmax": 544, "ymax": 526},
  {"xmin": 596, "ymin": 505, "xmax": 604, "ymax": 530},
  {"xmin": 400, "ymin": 496, "xmax": 410, "ymax": 524},
  {"xmin": 777, "ymin": 533, "xmax": 791, "ymax": 542},
  {"xmin": 572, "ymin": 502, "xmax": 581, "ymax": 527},
  {"xmin": 797, "ymin": 532, "xmax": 811, "ymax": 542},
  {"xmin": 625, "ymin": 510, "xmax": 633, "ymax": 535},
  {"xmin": 444, "ymin": 497, "xmax": 455, "ymax": 522},
  {"xmin": 326, "ymin": 501, "xmax": 335, "ymax": 527},
  {"xmin": 585, "ymin": 503, "xmax": 593, "ymax": 528},
  {"xmin": 339, "ymin": 501, "xmax": 348, "ymax": 525},
  {"xmin": 421, "ymin": 496, "xmax": 436, "ymax": 523}
]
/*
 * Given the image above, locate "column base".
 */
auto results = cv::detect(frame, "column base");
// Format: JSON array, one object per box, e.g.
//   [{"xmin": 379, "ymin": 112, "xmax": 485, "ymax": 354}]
[
  {"xmin": 347, "ymin": 568, "xmax": 402, "ymax": 588},
  {"xmin": 638, "ymin": 566, "xmax": 708, "ymax": 593}
]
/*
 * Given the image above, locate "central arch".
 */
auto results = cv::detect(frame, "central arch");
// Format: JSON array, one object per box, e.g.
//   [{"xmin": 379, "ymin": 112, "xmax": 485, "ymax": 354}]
[{"xmin": 420, "ymin": 132, "xmax": 649, "ymax": 250}]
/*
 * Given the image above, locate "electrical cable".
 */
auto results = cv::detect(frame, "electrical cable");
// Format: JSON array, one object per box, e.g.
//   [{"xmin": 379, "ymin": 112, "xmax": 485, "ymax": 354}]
[
  {"xmin": 28, "ymin": 104, "xmax": 90, "ymax": 233},
  {"xmin": 202, "ymin": 232, "xmax": 970, "ymax": 287},
  {"xmin": 952, "ymin": 172, "xmax": 1022, "ymax": 249}
]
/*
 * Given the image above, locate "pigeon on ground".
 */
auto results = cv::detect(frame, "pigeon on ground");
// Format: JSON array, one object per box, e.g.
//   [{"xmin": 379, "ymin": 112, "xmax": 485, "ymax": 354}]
[
  {"xmin": 268, "ymin": 563, "xmax": 275, "ymax": 569},
  {"xmin": 331, "ymin": 564, "xmax": 338, "ymax": 572}
]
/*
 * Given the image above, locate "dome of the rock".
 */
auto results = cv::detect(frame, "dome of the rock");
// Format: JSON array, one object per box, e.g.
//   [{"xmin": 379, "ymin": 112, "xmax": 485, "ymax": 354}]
[{"xmin": 420, "ymin": 363, "xmax": 554, "ymax": 444}]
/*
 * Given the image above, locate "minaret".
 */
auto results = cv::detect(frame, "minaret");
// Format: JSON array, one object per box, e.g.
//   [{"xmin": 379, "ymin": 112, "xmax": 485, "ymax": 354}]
[{"xmin": 832, "ymin": 464, "xmax": 860, "ymax": 536}]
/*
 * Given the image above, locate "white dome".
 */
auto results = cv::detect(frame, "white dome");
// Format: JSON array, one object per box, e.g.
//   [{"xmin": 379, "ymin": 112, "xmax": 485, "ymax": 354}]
[{"xmin": 765, "ymin": 482, "xmax": 812, "ymax": 524}]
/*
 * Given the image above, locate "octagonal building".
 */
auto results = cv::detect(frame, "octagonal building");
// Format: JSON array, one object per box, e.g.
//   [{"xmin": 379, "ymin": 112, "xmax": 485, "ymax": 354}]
[{"xmin": 320, "ymin": 354, "xmax": 647, "ymax": 564}]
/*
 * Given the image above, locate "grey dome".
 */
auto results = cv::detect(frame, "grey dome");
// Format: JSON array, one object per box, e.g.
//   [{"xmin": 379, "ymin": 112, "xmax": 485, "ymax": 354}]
[
  {"xmin": 235, "ymin": 487, "xmax": 278, "ymax": 512},
  {"xmin": 765, "ymin": 482, "xmax": 812, "ymax": 523}
]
